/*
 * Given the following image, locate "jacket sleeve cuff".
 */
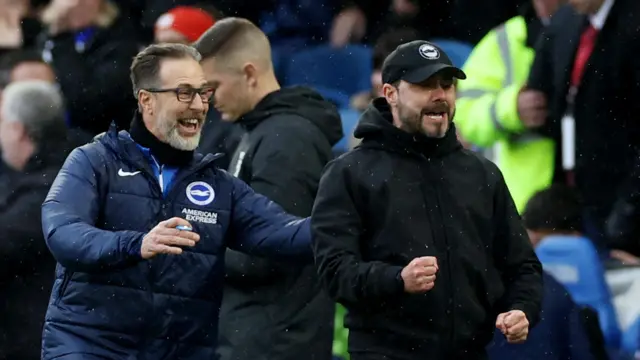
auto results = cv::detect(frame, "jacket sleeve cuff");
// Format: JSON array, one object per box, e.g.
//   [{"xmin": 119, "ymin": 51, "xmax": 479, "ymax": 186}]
[
  {"xmin": 381, "ymin": 266, "xmax": 405, "ymax": 296},
  {"xmin": 119, "ymin": 231, "xmax": 145, "ymax": 262}
]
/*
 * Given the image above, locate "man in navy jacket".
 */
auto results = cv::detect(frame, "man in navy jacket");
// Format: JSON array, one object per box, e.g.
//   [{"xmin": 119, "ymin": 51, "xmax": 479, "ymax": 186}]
[{"xmin": 40, "ymin": 43, "xmax": 310, "ymax": 360}]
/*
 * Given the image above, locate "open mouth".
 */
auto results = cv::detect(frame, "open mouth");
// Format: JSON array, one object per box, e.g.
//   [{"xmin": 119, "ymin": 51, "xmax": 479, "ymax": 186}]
[
  {"xmin": 177, "ymin": 118, "xmax": 201, "ymax": 136},
  {"xmin": 423, "ymin": 112, "xmax": 447, "ymax": 121}
]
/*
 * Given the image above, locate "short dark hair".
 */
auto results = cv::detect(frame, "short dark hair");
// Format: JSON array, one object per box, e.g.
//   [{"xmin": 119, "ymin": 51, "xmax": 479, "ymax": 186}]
[
  {"xmin": 0, "ymin": 48, "xmax": 48, "ymax": 89},
  {"xmin": 130, "ymin": 43, "xmax": 201, "ymax": 98},
  {"xmin": 372, "ymin": 28, "xmax": 420, "ymax": 70},
  {"xmin": 522, "ymin": 184, "xmax": 584, "ymax": 233},
  {"xmin": 193, "ymin": 17, "xmax": 265, "ymax": 60}
]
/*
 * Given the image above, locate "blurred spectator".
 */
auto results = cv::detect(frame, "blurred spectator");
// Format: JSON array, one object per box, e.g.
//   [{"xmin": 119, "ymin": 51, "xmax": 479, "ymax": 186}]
[
  {"xmin": 526, "ymin": 0, "xmax": 640, "ymax": 253},
  {"xmin": 0, "ymin": 0, "xmax": 45, "ymax": 56},
  {"xmin": 488, "ymin": 272, "xmax": 597, "ymax": 360},
  {"xmin": 0, "ymin": 80, "xmax": 68, "ymax": 359},
  {"xmin": 455, "ymin": 0, "xmax": 564, "ymax": 213},
  {"xmin": 516, "ymin": 184, "xmax": 611, "ymax": 359},
  {"xmin": 330, "ymin": 0, "xmax": 528, "ymax": 47},
  {"xmin": 0, "ymin": 49, "xmax": 55, "ymax": 92},
  {"xmin": 0, "ymin": 49, "xmax": 98, "ymax": 149},
  {"xmin": 350, "ymin": 28, "xmax": 420, "ymax": 111},
  {"xmin": 113, "ymin": 0, "xmax": 206, "ymax": 43},
  {"xmin": 38, "ymin": 0, "xmax": 140, "ymax": 134},
  {"xmin": 154, "ymin": 5, "xmax": 217, "ymax": 44}
]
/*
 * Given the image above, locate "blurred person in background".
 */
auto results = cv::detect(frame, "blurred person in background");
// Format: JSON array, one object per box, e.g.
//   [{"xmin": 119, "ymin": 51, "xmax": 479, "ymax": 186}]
[
  {"xmin": 0, "ymin": 49, "xmax": 56, "ymax": 102},
  {"xmin": 195, "ymin": 18, "xmax": 340, "ymax": 360},
  {"xmin": 350, "ymin": 28, "xmax": 420, "ymax": 112},
  {"xmin": 37, "ymin": 0, "xmax": 140, "ymax": 134},
  {"xmin": 330, "ymin": 0, "xmax": 528, "ymax": 47},
  {"xmin": 488, "ymin": 184, "xmax": 602, "ymax": 360},
  {"xmin": 154, "ymin": 5, "xmax": 217, "ymax": 44},
  {"xmin": 113, "ymin": 0, "xmax": 212, "ymax": 44},
  {"xmin": 526, "ymin": 0, "xmax": 640, "ymax": 256},
  {"xmin": 0, "ymin": 49, "xmax": 95, "ymax": 148},
  {"xmin": 455, "ymin": 0, "xmax": 565, "ymax": 213},
  {"xmin": 0, "ymin": 0, "xmax": 45, "ymax": 56},
  {"xmin": 0, "ymin": 49, "xmax": 55, "ymax": 85},
  {"xmin": 0, "ymin": 80, "xmax": 68, "ymax": 360}
]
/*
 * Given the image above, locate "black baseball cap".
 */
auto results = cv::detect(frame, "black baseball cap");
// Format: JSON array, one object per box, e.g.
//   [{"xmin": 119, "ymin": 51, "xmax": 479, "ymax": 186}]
[{"xmin": 381, "ymin": 40, "xmax": 466, "ymax": 85}]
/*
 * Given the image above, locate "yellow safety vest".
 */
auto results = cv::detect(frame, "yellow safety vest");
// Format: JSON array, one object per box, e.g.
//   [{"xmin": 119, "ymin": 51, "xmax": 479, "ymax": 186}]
[{"xmin": 456, "ymin": 16, "xmax": 555, "ymax": 213}]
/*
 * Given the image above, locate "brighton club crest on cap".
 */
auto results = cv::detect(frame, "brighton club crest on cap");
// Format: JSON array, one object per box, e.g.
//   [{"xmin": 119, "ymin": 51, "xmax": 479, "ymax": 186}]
[{"xmin": 418, "ymin": 44, "xmax": 440, "ymax": 60}]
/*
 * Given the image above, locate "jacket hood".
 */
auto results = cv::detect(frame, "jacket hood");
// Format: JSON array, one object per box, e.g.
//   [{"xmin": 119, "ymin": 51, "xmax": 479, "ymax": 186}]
[
  {"xmin": 238, "ymin": 86, "xmax": 344, "ymax": 146},
  {"xmin": 354, "ymin": 97, "xmax": 461, "ymax": 158}
]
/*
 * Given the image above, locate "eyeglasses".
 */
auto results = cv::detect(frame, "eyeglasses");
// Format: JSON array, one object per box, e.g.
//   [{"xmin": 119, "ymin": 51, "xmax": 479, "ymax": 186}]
[{"xmin": 144, "ymin": 87, "xmax": 214, "ymax": 103}]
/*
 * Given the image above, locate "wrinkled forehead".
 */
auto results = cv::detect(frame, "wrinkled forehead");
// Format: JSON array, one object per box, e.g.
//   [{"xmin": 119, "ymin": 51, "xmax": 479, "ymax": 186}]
[{"xmin": 158, "ymin": 57, "xmax": 207, "ymax": 88}]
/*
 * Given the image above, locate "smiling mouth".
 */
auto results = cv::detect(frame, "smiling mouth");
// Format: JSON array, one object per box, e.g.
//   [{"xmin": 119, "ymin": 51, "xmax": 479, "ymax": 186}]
[
  {"xmin": 177, "ymin": 118, "xmax": 201, "ymax": 135},
  {"xmin": 423, "ymin": 112, "xmax": 447, "ymax": 121}
]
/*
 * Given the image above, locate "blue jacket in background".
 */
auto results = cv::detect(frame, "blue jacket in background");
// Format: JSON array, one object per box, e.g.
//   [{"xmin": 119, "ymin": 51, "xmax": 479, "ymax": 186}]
[
  {"xmin": 40, "ymin": 126, "xmax": 311, "ymax": 360},
  {"xmin": 487, "ymin": 272, "xmax": 594, "ymax": 360}
]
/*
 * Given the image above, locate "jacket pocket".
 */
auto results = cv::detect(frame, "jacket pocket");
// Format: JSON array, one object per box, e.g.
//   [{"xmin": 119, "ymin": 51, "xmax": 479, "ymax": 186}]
[{"xmin": 54, "ymin": 271, "xmax": 74, "ymax": 306}]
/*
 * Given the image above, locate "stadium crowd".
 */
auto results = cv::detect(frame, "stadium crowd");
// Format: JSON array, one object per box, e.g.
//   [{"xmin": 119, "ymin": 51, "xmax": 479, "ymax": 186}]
[{"xmin": 1, "ymin": 0, "xmax": 640, "ymax": 359}]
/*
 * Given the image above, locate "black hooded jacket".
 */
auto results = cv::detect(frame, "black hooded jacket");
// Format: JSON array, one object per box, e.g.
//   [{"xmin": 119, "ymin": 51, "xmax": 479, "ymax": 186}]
[
  {"xmin": 218, "ymin": 87, "xmax": 343, "ymax": 360},
  {"xmin": 310, "ymin": 98, "xmax": 543, "ymax": 359}
]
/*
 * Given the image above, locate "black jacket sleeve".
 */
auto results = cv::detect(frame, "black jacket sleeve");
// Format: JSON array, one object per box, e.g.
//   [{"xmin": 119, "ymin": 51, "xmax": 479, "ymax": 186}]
[
  {"xmin": 527, "ymin": 25, "xmax": 554, "ymax": 95},
  {"xmin": 0, "ymin": 184, "xmax": 50, "ymax": 275},
  {"xmin": 311, "ymin": 158, "xmax": 404, "ymax": 308},
  {"xmin": 492, "ymin": 169, "xmax": 543, "ymax": 327},
  {"xmin": 224, "ymin": 121, "xmax": 329, "ymax": 283}
]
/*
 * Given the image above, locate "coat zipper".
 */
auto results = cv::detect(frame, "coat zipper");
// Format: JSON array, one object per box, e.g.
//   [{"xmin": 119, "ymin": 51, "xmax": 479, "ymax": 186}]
[
  {"xmin": 421, "ymin": 154, "xmax": 456, "ymax": 353},
  {"xmin": 150, "ymin": 156, "xmax": 164, "ymax": 194}
]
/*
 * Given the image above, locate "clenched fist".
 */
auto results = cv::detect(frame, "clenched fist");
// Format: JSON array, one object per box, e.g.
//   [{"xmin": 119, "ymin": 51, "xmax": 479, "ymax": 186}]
[
  {"xmin": 141, "ymin": 217, "xmax": 200, "ymax": 259},
  {"xmin": 496, "ymin": 310, "xmax": 529, "ymax": 344},
  {"xmin": 401, "ymin": 256, "xmax": 438, "ymax": 293}
]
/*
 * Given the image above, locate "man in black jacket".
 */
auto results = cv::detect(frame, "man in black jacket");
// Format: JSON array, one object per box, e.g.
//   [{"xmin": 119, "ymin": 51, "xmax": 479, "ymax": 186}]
[
  {"xmin": 194, "ymin": 18, "xmax": 342, "ymax": 360},
  {"xmin": 310, "ymin": 40, "xmax": 543, "ymax": 360}
]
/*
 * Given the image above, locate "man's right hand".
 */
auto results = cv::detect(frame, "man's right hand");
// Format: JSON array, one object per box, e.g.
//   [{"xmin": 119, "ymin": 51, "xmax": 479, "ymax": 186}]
[
  {"xmin": 401, "ymin": 256, "xmax": 438, "ymax": 293},
  {"xmin": 140, "ymin": 217, "xmax": 200, "ymax": 259},
  {"xmin": 517, "ymin": 89, "xmax": 548, "ymax": 128}
]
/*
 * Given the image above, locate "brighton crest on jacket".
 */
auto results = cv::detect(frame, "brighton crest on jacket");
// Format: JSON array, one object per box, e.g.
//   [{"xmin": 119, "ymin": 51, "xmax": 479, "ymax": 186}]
[{"xmin": 40, "ymin": 125, "xmax": 310, "ymax": 360}]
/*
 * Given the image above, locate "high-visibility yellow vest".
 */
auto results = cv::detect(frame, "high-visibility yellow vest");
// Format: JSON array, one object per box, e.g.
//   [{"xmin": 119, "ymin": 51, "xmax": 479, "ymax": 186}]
[{"xmin": 456, "ymin": 15, "xmax": 555, "ymax": 213}]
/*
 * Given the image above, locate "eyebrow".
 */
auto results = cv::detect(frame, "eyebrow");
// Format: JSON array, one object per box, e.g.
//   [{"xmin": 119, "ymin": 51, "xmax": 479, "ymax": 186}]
[{"xmin": 175, "ymin": 82, "xmax": 210, "ymax": 89}]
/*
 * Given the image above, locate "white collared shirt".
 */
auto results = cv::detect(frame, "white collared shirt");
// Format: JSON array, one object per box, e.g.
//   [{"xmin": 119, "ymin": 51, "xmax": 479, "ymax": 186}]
[{"xmin": 590, "ymin": 0, "xmax": 615, "ymax": 30}]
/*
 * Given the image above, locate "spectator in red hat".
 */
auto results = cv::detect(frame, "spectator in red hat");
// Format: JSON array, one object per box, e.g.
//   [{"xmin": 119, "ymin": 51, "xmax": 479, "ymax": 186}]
[{"xmin": 154, "ymin": 6, "xmax": 217, "ymax": 44}]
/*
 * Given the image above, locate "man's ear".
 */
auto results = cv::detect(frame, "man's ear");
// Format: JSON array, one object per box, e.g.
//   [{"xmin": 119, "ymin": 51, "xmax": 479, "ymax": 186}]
[
  {"xmin": 243, "ymin": 62, "xmax": 258, "ymax": 88},
  {"xmin": 383, "ymin": 83, "xmax": 398, "ymax": 106},
  {"xmin": 138, "ymin": 90, "xmax": 154, "ymax": 114}
]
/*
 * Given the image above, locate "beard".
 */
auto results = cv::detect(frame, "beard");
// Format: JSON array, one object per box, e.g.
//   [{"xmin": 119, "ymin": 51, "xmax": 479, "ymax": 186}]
[
  {"xmin": 155, "ymin": 112, "xmax": 204, "ymax": 151},
  {"xmin": 397, "ymin": 99, "xmax": 454, "ymax": 138}
]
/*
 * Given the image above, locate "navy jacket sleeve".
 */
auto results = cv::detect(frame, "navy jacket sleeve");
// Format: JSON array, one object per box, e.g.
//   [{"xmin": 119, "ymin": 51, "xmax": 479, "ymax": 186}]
[
  {"xmin": 42, "ymin": 147, "xmax": 145, "ymax": 273},
  {"xmin": 492, "ymin": 167, "xmax": 543, "ymax": 327},
  {"xmin": 227, "ymin": 175, "xmax": 312, "ymax": 261},
  {"xmin": 310, "ymin": 159, "xmax": 404, "ymax": 308}
]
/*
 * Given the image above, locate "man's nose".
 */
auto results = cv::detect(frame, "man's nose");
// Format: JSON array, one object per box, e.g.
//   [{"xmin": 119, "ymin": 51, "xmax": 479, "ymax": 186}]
[
  {"xmin": 189, "ymin": 94, "xmax": 206, "ymax": 111},
  {"xmin": 430, "ymin": 85, "xmax": 447, "ymax": 100}
]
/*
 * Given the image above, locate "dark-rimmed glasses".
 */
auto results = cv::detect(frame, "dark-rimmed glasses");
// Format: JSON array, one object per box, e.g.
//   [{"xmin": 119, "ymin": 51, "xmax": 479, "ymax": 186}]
[{"xmin": 144, "ymin": 87, "xmax": 214, "ymax": 103}]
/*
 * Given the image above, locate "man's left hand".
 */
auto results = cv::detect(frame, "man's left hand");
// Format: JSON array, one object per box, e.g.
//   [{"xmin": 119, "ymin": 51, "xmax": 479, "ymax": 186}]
[{"xmin": 496, "ymin": 310, "xmax": 529, "ymax": 344}]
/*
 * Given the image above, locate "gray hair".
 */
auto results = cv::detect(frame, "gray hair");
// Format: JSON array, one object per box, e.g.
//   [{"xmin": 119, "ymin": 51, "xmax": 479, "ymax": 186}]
[
  {"xmin": 130, "ymin": 43, "xmax": 202, "ymax": 99},
  {"xmin": 0, "ymin": 80, "xmax": 66, "ymax": 143}
]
